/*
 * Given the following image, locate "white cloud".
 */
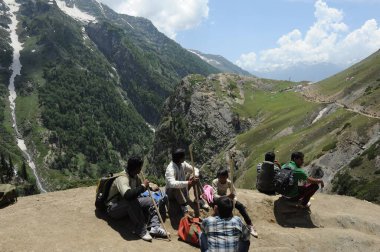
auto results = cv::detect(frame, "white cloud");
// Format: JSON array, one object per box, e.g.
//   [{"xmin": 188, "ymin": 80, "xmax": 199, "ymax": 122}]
[
  {"xmin": 103, "ymin": 0, "xmax": 209, "ymax": 39},
  {"xmin": 237, "ymin": 0, "xmax": 380, "ymax": 73}
]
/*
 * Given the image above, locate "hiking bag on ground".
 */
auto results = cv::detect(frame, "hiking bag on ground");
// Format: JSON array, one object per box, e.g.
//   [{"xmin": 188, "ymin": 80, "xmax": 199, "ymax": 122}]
[
  {"xmin": 274, "ymin": 167, "xmax": 295, "ymax": 196},
  {"xmin": 178, "ymin": 216, "xmax": 202, "ymax": 247},
  {"xmin": 0, "ymin": 184, "xmax": 18, "ymax": 208},
  {"xmin": 140, "ymin": 189, "xmax": 168, "ymax": 221},
  {"xmin": 95, "ymin": 172, "xmax": 123, "ymax": 211}
]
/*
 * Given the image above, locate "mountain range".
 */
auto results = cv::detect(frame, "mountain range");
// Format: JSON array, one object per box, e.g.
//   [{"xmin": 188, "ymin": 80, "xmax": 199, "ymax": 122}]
[{"xmin": 0, "ymin": 0, "xmax": 378, "ymax": 204}]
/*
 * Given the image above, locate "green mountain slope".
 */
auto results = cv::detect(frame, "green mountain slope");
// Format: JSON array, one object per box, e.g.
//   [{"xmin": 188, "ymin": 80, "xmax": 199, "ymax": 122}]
[
  {"xmin": 305, "ymin": 49, "xmax": 380, "ymax": 117},
  {"xmin": 151, "ymin": 60, "xmax": 380, "ymax": 203},
  {"xmin": 0, "ymin": 0, "xmax": 218, "ymax": 191}
]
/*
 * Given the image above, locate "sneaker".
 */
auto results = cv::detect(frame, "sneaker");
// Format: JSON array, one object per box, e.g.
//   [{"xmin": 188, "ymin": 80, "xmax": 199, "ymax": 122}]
[
  {"xmin": 150, "ymin": 226, "xmax": 169, "ymax": 238},
  {"xmin": 248, "ymin": 225, "xmax": 258, "ymax": 238},
  {"xmin": 181, "ymin": 204, "xmax": 189, "ymax": 214},
  {"xmin": 140, "ymin": 232, "xmax": 153, "ymax": 242}
]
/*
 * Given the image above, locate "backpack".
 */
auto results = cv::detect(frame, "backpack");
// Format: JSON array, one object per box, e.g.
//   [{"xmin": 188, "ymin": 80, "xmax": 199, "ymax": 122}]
[
  {"xmin": 274, "ymin": 167, "xmax": 295, "ymax": 196},
  {"xmin": 0, "ymin": 184, "xmax": 18, "ymax": 208},
  {"xmin": 202, "ymin": 184, "xmax": 213, "ymax": 204},
  {"xmin": 140, "ymin": 189, "xmax": 168, "ymax": 222},
  {"xmin": 95, "ymin": 172, "xmax": 123, "ymax": 211},
  {"xmin": 178, "ymin": 216, "xmax": 202, "ymax": 247}
]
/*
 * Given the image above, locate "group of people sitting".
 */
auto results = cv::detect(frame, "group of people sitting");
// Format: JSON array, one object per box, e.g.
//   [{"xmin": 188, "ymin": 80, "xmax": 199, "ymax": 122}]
[
  {"xmin": 104, "ymin": 148, "xmax": 324, "ymax": 251},
  {"xmin": 256, "ymin": 151, "xmax": 324, "ymax": 208}
]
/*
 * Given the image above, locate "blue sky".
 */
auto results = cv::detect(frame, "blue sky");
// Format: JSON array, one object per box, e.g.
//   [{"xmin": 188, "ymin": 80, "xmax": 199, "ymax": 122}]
[{"xmin": 100, "ymin": 0, "xmax": 380, "ymax": 78}]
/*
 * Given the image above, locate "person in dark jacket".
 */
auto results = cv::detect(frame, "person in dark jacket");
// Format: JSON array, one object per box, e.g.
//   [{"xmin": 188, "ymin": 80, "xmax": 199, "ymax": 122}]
[
  {"xmin": 256, "ymin": 152, "xmax": 281, "ymax": 195},
  {"xmin": 106, "ymin": 156, "xmax": 168, "ymax": 241}
]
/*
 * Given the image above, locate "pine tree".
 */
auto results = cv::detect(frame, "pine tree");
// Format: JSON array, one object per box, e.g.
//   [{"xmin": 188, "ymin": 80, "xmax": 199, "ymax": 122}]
[
  {"xmin": 1, "ymin": 154, "xmax": 8, "ymax": 182},
  {"xmin": 20, "ymin": 161, "xmax": 28, "ymax": 181},
  {"xmin": 6, "ymin": 155, "xmax": 14, "ymax": 182}
]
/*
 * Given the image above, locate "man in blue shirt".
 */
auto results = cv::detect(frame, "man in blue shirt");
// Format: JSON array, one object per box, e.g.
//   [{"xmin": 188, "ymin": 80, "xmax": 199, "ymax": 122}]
[{"xmin": 200, "ymin": 196, "xmax": 250, "ymax": 252}]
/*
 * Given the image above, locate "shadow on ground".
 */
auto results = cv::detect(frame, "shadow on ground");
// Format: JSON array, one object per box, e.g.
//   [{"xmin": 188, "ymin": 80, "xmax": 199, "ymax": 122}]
[
  {"xmin": 95, "ymin": 209, "xmax": 140, "ymax": 241},
  {"xmin": 274, "ymin": 197, "xmax": 318, "ymax": 228}
]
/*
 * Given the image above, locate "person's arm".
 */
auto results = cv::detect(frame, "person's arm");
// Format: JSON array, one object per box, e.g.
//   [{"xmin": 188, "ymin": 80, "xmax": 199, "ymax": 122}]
[
  {"xmin": 229, "ymin": 180, "xmax": 237, "ymax": 197},
  {"xmin": 165, "ymin": 163, "xmax": 189, "ymax": 189},
  {"xmin": 123, "ymin": 185, "xmax": 146, "ymax": 200},
  {"xmin": 212, "ymin": 179, "xmax": 221, "ymax": 200},
  {"xmin": 307, "ymin": 177, "xmax": 324, "ymax": 188},
  {"xmin": 115, "ymin": 176, "xmax": 148, "ymax": 200},
  {"xmin": 236, "ymin": 217, "xmax": 250, "ymax": 242},
  {"xmin": 183, "ymin": 161, "xmax": 200, "ymax": 177},
  {"xmin": 274, "ymin": 160, "xmax": 281, "ymax": 171}
]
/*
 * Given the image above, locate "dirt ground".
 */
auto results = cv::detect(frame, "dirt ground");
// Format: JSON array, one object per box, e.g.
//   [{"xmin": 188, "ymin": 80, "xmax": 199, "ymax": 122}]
[{"xmin": 0, "ymin": 186, "xmax": 379, "ymax": 252}]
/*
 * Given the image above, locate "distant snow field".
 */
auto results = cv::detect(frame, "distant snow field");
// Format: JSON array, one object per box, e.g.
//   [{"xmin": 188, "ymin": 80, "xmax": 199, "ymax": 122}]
[
  {"xmin": 55, "ymin": 0, "xmax": 97, "ymax": 23},
  {"xmin": 188, "ymin": 49, "xmax": 221, "ymax": 65}
]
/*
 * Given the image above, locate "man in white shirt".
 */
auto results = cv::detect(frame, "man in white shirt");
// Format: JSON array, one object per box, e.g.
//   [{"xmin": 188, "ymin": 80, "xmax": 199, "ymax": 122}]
[{"xmin": 165, "ymin": 148, "xmax": 206, "ymax": 216}]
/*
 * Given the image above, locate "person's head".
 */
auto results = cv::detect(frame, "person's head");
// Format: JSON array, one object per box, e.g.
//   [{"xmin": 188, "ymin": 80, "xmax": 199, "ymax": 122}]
[
  {"xmin": 291, "ymin": 152, "xmax": 304, "ymax": 167},
  {"xmin": 214, "ymin": 196, "xmax": 233, "ymax": 219},
  {"xmin": 172, "ymin": 148, "xmax": 186, "ymax": 164},
  {"xmin": 217, "ymin": 168, "xmax": 229, "ymax": 184},
  {"xmin": 126, "ymin": 156, "xmax": 143, "ymax": 176},
  {"xmin": 264, "ymin": 151, "xmax": 275, "ymax": 162}
]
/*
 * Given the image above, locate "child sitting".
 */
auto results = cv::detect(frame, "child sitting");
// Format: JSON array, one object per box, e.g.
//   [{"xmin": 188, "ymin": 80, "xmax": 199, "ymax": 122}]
[{"xmin": 212, "ymin": 168, "xmax": 258, "ymax": 237}]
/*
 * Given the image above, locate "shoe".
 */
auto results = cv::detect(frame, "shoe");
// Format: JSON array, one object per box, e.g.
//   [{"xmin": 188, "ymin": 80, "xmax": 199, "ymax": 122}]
[
  {"xmin": 181, "ymin": 204, "xmax": 189, "ymax": 214},
  {"xmin": 140, "ymin": 232, "xmax": 153, "ymax": 242},
  {"xmin": 248, "ymin": 225, "xmax": 258, "ymax": 238},
  {"xmin": 150, "ymin": 226, "xmax": 169, "ymax": 238}
]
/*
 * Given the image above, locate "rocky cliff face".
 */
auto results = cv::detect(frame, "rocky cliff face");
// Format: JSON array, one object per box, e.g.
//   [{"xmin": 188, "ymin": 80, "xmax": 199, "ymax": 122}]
[
  {"xmin": 149, "ymin": 70, "xmax": 380, "ymax": 204},
  {"xmin": 148, "ymin": 73, "xmax": 255, "ymax": 179}
]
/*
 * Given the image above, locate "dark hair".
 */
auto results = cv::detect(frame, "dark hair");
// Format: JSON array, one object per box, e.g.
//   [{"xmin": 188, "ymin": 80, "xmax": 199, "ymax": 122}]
[
  {"xmin": 126, "ymin": 156, "xmax": 143, "ymax": 173},
  {"xmin": 291, "ymin": 152, "xmax": 304, "ymax": 161},
  {"xmin": 217, "ymin": 168, "xmax": 229, "ymax": 178},
  {"xmin": 265, "ymin": 151, "xmax": 275, "ymax": 162},
  {"xmin": 215, "ymin": 196, "xmax": 233, "ymax": 218},
  {"xmin": 172, "ymin": 148, "xmax": 185, "ymax": 163}
]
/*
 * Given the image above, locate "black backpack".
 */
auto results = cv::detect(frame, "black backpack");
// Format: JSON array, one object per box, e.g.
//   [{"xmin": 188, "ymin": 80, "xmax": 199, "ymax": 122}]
[
  {"xmin": 274, "ymin": 167, "xmax": 295, "ymax": 195},
  {"xmin": 95, "ymin": 172, "xmax": 123, "ymax": 211}
]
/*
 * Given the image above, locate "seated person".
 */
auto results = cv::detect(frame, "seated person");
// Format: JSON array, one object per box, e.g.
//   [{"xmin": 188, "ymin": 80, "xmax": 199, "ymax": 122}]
[
  {"xmin": 165, "ymin": 148, "xmax": 207, "ymax": 216},
  {"xmin": 256, "ymin": 151, "xmax": 281, "ymax": 195},
  {"xmin": 282, "ymin": 152, "xmax": 324, "ymax": 208},
  {"xmin": 200, "ymin": 196, "xmax": 250, "ymax": 252},
  {"xmin": 212, "ymin": 168, "xmax": 258, "ymax": 237},
  {"xmin": 106, "ymin": 156, "xmax": 168, "ymax": 241}
]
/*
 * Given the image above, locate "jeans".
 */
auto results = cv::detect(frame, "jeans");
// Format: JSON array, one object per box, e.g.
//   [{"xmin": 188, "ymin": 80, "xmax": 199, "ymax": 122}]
[
  {"xmin": 291, "ymin": 183, "xmax": 319, "ymax": 206},
  {"xmin": 199, "ymin": 232, "xmax": 250, "ymax": 252},
  {"xmin": 107, "ymin": 197, "xmax": 160, "ymax": 236}
]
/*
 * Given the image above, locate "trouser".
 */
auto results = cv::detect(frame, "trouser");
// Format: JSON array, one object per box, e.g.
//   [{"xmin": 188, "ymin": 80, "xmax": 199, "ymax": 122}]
[
  {"xmin": 166, "ymin": 181, "xmax": 204, "ymax": 205},
  {"xmin": 235, "ymin": 201, "xmax": 252, "ymax": 226},
  {"xmin": 166, "ymin": 181, "xmax": 204, "ymax": 215},
  {"xmin": 209, "ymin": 200, "xmax": 252, "ymax": 226},
  {"xmin": 291, "ymin": 183, "xmax": 319, "ymax": 206},
  {"xmin": 199, "ymin": 232, "xmax": 250, "ymax": 252},
  {"xmin": 107, "ymin": 197, "xmax": 160, "ymax": 235}
]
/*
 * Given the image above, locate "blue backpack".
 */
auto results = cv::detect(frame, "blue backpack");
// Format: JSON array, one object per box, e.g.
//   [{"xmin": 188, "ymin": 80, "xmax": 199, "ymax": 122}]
[{"xmin": 140, "ymin": 189, "xmax": 168, "ymax": 220}]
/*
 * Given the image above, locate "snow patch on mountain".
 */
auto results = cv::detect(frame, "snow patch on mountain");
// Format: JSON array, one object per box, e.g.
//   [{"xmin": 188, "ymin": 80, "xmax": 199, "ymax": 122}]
[
  {"xmin": 55, "ymin": 0, "xmax": 97, "ymax": 23},
  {"xmin": 188, "ymin": 49, "xmax": 221, "ymax": 65}
]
